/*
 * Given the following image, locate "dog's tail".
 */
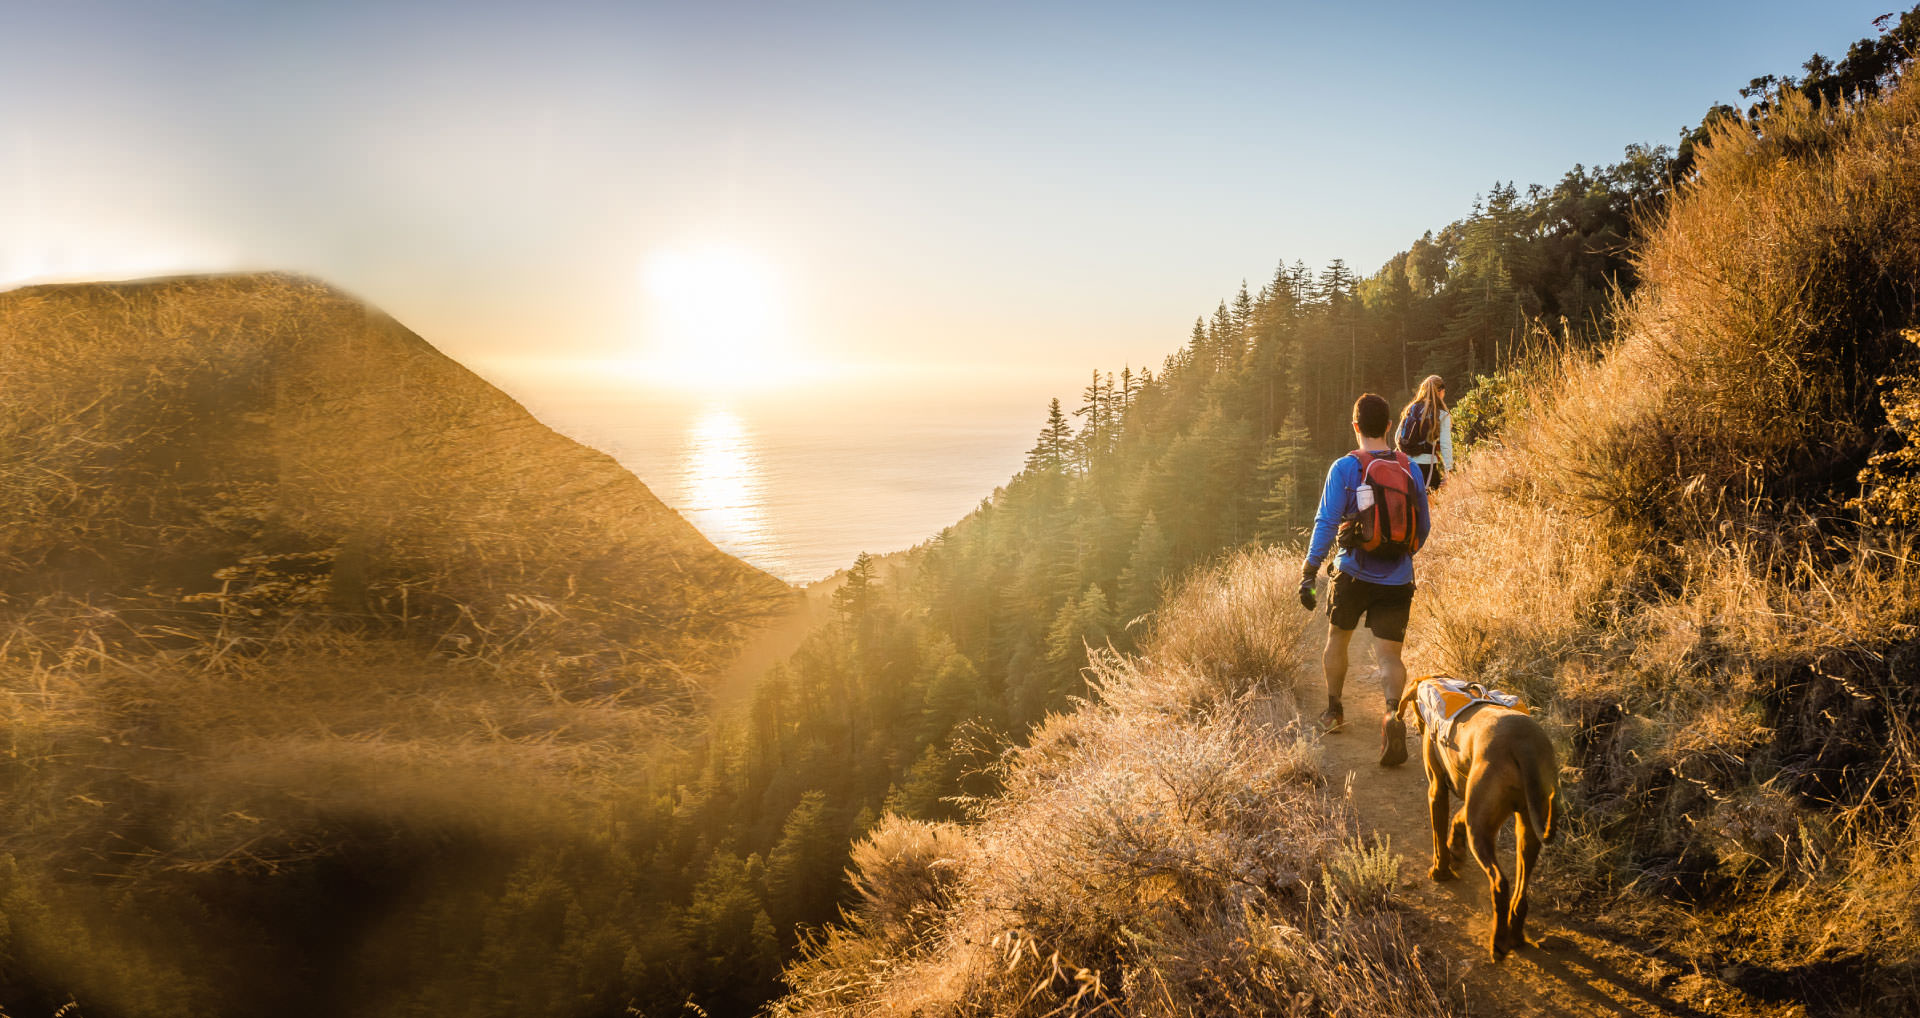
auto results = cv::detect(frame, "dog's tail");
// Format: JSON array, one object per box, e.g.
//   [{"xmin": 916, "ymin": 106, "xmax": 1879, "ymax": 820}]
[
  {"xmin": 1522, "ymin": 749, "xmax": 1558, "ymax": 845},
  {"xmin": 1391, "ymin": 675, "xmax": 1426, "ymax": 725}
]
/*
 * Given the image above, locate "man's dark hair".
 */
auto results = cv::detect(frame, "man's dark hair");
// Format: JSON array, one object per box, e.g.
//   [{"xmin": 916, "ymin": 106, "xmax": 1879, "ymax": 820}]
[{"xmin": 1353, "ymin": 393, "xmax": 1391, "ymax": 438}]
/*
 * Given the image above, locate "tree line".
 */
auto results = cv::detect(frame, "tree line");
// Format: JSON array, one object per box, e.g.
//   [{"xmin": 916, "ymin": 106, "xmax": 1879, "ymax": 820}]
[{"xmin": 574, "ymin": 12, "xmax": 1920, "ymax": 1015}]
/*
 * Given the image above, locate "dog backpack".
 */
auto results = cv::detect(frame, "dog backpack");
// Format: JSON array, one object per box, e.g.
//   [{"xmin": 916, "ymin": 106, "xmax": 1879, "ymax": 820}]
[{"xmin": 1344, "ymin": 450, "xmax": 1421, "ymax": 556}]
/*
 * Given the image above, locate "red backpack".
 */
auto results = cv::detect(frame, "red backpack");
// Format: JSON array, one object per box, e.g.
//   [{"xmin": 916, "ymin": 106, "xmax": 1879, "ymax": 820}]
[{"xmin": 1341, "ymin": 450, "xmax": 1422, "ymax": 556}]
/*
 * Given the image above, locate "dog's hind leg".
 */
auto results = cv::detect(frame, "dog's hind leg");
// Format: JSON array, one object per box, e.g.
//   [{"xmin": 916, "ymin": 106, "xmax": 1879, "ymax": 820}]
[
  {"xmin": 1522, "ymin": 730, "xmax": 1558, "ymax": 845},
  {"xmin": 1465, "ymin": 777, "xmax": 1516, "ymax": 961},
  {"xmin": 1510, "ymin": 811, "xmax": 1543, "ymax": 950},
  {"xmin": 1424, "ymin": 741, "xmax": 1456, "ymax": 881}
]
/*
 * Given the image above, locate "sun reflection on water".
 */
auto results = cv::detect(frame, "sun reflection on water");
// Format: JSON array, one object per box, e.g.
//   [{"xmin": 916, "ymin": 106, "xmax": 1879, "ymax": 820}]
[{"xmin": 680, "ymin": 406, "xmax": 771, "ymax": 562}]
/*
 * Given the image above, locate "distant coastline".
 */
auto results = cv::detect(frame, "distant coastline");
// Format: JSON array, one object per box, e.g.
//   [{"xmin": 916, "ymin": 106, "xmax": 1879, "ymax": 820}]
[{"xmin": 490, "ymin": 369, "xmax": 1060, "ymax": 582}]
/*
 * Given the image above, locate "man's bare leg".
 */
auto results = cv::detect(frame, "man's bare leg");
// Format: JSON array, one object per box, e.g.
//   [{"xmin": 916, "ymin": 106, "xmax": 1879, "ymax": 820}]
[
  {"xmin": 1375, "ymin": 636, "xmax": 1407, "ymax": 705},
  {"xmin": 1321, "ymin": 624, "xmax": 1356, "ymax": 730},
  {"xmin": 1375, "ymin": 636, "xmax": 1409, "ymax": 765}
]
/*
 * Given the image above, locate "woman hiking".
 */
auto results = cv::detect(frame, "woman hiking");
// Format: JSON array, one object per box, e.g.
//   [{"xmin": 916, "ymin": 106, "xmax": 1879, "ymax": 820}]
[{"xmin": 1396, "ymin": 375, "xmax": 1452, "ymax": 490}]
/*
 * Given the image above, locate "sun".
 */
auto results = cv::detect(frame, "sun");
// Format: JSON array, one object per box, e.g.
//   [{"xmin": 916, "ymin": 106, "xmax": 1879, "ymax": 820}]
[{"xmin": 639, "ymin": 243, "xmax": 796, "ymax": 389}]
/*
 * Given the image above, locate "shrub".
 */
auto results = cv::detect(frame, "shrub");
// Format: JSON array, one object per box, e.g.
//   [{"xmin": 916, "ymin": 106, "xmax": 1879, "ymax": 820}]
[
  {"xmin": 844, "ymin": 815, "xmax": 975, "ymax": 944},
  {"xmin": 773, "ymin": 567, "xmax": 1454, "ymax": 1018},
  {"xmin": 1449, "ymin": 368, "xmax": 1527, "ymax": 452},
  {"xmin": 1143, "ymin": 545, "xmax": 1317, "ymax": 704}
]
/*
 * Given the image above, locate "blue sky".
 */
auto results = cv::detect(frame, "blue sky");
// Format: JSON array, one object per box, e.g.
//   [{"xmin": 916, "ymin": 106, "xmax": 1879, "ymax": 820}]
[{"xmin": 0, "ymin": 0, "xmax": 1897, "ymax": 392}]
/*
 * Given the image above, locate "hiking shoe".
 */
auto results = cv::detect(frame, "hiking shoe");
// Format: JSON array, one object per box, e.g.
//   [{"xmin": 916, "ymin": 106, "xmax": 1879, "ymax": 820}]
[
  {"xmin": 1379, "ymin": 714, "xmax": 1408, "ymax": 766},
  {"xmin": 1319, "ymin": 704, "xmax": 1345, "ymax": 733}
]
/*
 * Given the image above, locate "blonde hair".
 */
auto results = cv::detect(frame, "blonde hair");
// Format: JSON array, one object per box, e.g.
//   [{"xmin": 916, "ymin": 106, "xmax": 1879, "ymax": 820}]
[{"xmin": 1400, "ymin": 375, "xmax": 1446, "ymax": 448}]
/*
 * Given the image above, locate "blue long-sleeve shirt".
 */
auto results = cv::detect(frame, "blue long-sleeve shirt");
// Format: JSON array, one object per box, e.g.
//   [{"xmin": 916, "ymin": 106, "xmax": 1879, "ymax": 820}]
[{"xmin": 1303, "ymin": 450, "xmax": 1431, "ymax": 586}]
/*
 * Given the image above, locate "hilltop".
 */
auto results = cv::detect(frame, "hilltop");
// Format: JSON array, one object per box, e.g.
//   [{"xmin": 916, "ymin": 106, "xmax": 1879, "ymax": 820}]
[
  {"xmin": 0, "ymin": 272, "xmax": 785, "ymax": 641},
  {"xmin": 0, "ymin": 273, "xmax": 792, "ymax": 1016}
]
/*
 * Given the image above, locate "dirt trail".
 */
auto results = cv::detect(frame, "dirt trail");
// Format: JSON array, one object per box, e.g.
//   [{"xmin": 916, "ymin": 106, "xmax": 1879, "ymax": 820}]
[{"xmin": 1303, "ymin": 632, "xmax": 1801, "ymax": 1018}]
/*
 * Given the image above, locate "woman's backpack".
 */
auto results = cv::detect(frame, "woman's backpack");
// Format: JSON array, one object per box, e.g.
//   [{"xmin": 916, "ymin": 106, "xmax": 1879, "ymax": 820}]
[
  {"xmin": 1396, "ymin": 405, "xmax": 1433, "ymax": 456},
  {"xmin": 1339, "ymin": 450, "xmax": 1422, "ymax": 557}
]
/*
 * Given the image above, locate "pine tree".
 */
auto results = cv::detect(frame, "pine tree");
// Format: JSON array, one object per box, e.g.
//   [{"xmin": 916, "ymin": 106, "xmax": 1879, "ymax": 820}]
[
  {"xmin": 683, "ymin": 853, "xmax": 780, "ymax": 1007},
  {"xmin": 920, "ymin": 646, "xmax": 981, "ymax": 742},
  {"xmin": 1232, "ymin": 280, "xmax": 1255, "ymax": 345},
  {"xmin": 1076, "ymin": 584, "xmax": 1114, "ymax": 652},
  {"xmin": 764, "ymin": 791, "xmax": 846, "ymax": 939},
  {"xmin": 1117, "ymin": 511, "xmax": 1171, "ymax": 626},
  {"xmin": 833, "ymin": 552, "xmax": 878, "ymax": 624},
  {"xmin": 1430, "ymin": 194, "xmax": 1523, "ymax": 380},
  {"xmin": 1256, "ymin": 406, "xmax": 1317, "ymax": 543},
  {"xmin": 1043, "ymin": 583, "xmax": 1114, "ymax": 701},
  {"xmin": 1024, "ymin": 398, "xmax": 1074, "ymax": 474},
  {"xmin": 1073, "ymin": 369, "xmax": 1112, "ymax": 467},
  {"xmin": 1210, "ymin": 300, "xmax": 1239, "ymax": 369},
  {"xmin": 882, "ymin": 743, "xmax": 964, "ymax": 821},
  {"xmin": 1319, "ymin": 259, "xmax": 1360, "ymax": 396}
]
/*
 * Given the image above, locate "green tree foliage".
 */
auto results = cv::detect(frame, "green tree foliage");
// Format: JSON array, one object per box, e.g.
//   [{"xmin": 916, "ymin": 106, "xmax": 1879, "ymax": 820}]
[
  {"xmin": 1025, "ymin": 398, "xmax": 1074, "ymax": 474},
  {"xmin": 683, "ymin": 853, "xmax": 781, "ymax": 1009},
  {"xmin": 1116, "ymin": 511, "xmax": 1171, "ymax": 626},
  {"xmin": 1043, "ymin": 583, "xmax": 1114, "ymax": 702},
  {"xmin": 765, "ymin": 791, "xmax": 848, "ymax": 934},
  {"xmin": 1255, "ymin": 407, "xmax": 1316, "ymax": 544}
]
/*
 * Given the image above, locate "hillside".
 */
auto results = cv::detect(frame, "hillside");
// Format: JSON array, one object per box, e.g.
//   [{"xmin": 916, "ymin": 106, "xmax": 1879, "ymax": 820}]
[
  {"xmin": 0, "ymin": 272, "xmax": 784, "ymax": 652},
  {"xmin": 0, "ymin": 273, "xmax": 793, "ymax": 1017},
  {"xmin": 763, "ymin": 23, "xmax": 1920, "ymax": 1018},
  {"xmin": 1405, "ymin": 75, "xmax": 1920, "ymax": 1012}
]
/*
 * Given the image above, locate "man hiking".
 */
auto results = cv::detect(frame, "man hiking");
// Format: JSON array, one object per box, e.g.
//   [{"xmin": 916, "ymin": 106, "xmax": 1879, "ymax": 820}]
[{"xmin": 1297, "ymin": 392, "xmax": 1431, "ymax": 766}]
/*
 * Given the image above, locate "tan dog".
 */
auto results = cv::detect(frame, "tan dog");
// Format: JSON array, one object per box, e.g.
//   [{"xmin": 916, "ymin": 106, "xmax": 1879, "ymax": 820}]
[{"xmin": 1393, "ymin": 674, "xmax": 1558, "ymax": 960}]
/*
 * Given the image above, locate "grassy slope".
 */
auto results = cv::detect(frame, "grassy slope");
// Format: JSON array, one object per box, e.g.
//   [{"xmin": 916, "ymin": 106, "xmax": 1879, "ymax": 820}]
[
  {"xmin": 1408, "ymin": 80, "xmax": 1920, "ymax": 1011},
  {"xmin": 776, "ymin": 549, "xmax": 1458, "ymax": 1018},
  {"xmin": 771, "ymin": 78, "xmax": 1920, "ymax": 1018},
  {"xmin": 0, "ymin": 273, "xmax": 791, "ymax": 1016},
  {"xmin": 0, "ymin": 272, "xmax": 779, "ymax": 612}
]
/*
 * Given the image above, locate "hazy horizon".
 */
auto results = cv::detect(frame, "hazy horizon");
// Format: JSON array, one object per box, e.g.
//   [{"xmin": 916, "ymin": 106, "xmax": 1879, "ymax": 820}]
[
  {"xmin": 2, "ymin": 1, "xmax": 1897, "ymax": 401},
  {"xmin": 485, "ymin": 360, "xmax": 1061, "ymax": 583}
]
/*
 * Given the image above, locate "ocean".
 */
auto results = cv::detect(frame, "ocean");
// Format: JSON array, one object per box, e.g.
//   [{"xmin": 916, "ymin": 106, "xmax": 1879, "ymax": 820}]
[{"xmin": 491, "ymin": 369, "xmax": 1061, "ymax": 584}]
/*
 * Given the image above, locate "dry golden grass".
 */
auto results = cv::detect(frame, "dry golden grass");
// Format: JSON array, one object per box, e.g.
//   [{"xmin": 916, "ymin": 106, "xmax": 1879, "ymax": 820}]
[
  {"xmin": 1142, "ymin": 545, "xmax": 1319, "ymax": 705},
  {"xmin": 0, "ymin": 273, "xmax": 789, "ymax": 1014},
  {"xmin": 780, "ymin": 71, "xmax": 1920, "ymax": 1018},
  {"xmin": 1399, "ymin": 76, "xmax": 1920, "ymax": 1001},
  {"xmin": 773, "ymin": 555, "xmax": 1460, "ymax": 1018}
]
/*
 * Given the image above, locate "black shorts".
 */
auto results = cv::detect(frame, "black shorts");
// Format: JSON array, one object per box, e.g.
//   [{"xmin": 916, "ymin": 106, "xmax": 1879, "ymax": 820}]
[{"xmin": 1328, "ymin": 572, "xmax": 1416, "ymax": 642}]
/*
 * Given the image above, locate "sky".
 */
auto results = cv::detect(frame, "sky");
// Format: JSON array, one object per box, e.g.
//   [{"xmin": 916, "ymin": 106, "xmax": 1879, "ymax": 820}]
[{"xmin": 0, "ymin": 0, "xmax": 1900, "ymax": 397}]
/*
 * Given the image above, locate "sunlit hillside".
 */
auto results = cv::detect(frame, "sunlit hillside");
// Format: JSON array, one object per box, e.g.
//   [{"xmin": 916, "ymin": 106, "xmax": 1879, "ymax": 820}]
[
  {"xmin": 768, "ymin": 53, "xmax": 1920, "ymax": 1018},
  {"xmin": 775, "ymin": 550, "xmax": 1458, "ymax": 1017},
  {"xmin": 1410, "ymin": 75, "xmax": 1920, "ymax": 1009},
  {"xmin": 0, "ymin": 273, "xmax": 791, "ymax": 1016}
]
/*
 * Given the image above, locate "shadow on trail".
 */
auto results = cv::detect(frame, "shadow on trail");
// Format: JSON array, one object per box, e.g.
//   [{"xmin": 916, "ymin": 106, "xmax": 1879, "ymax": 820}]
[
  {"xmin": 1298, "ymin": 630, "xmax": 1759, "ymax": 1018},
  {"xmin": 1516, "ymin": 945, "xmax": 1722, "ymax": 1018}
]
